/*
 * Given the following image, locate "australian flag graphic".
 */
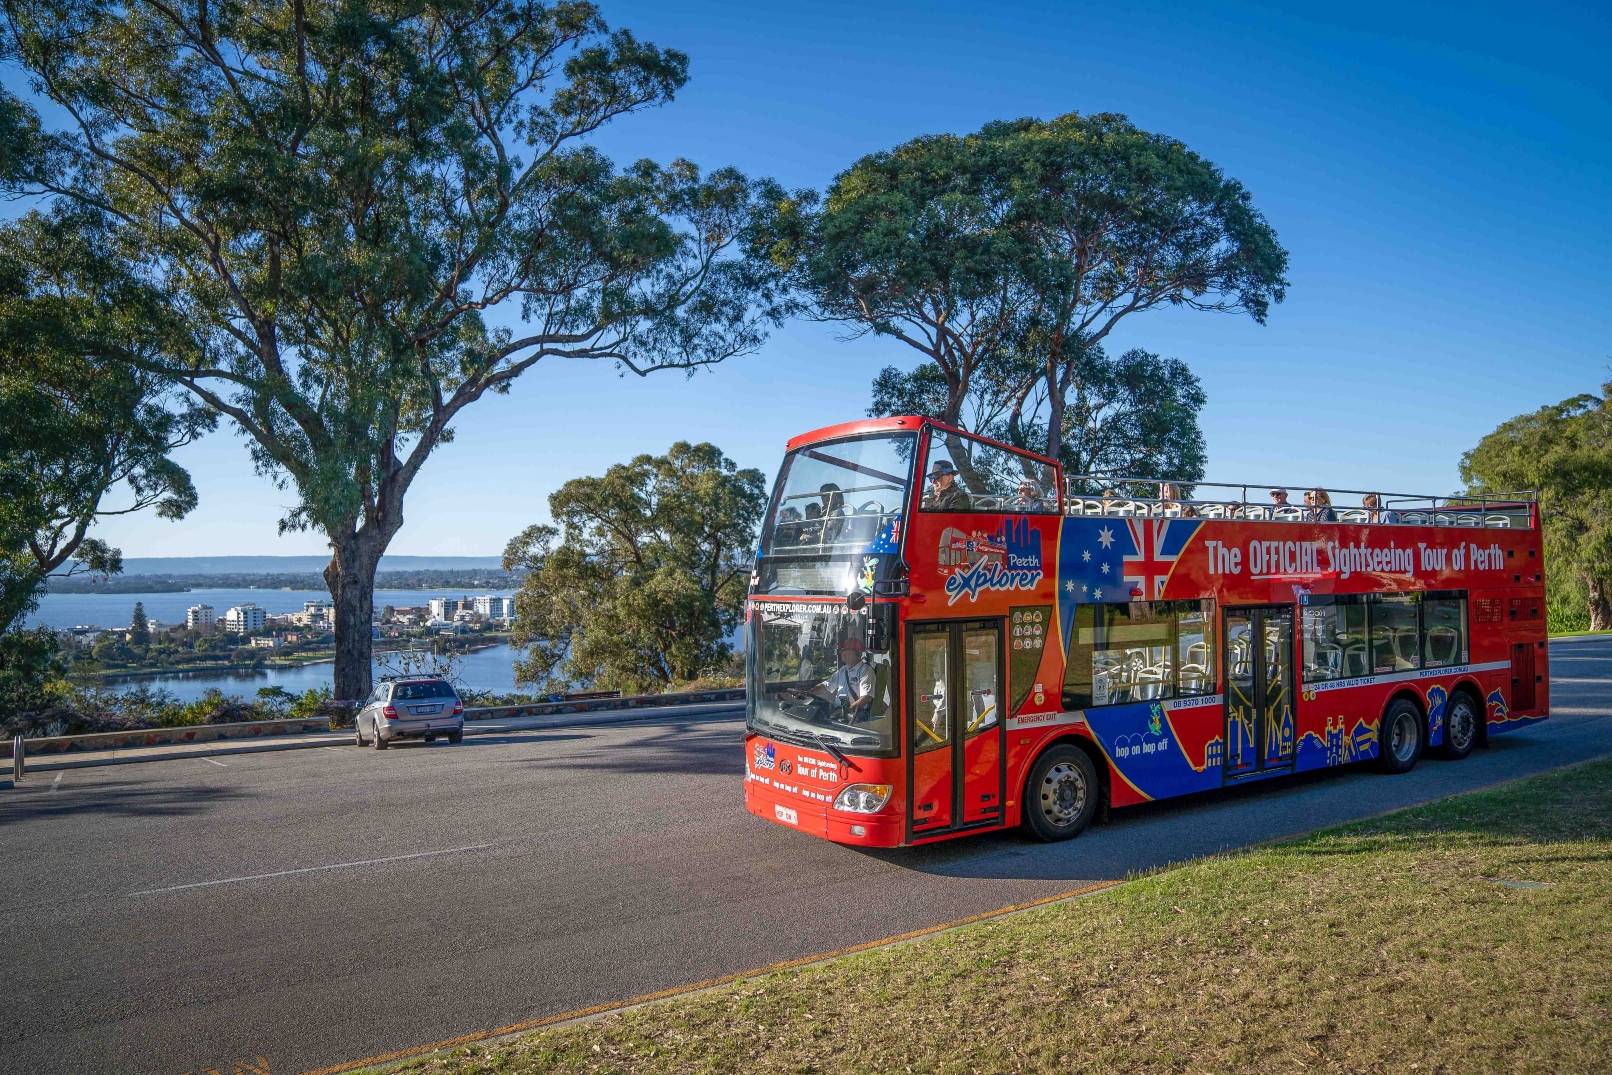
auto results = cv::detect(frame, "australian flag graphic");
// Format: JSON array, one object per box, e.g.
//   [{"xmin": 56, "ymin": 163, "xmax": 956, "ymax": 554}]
[{"xmin": 1058, "ymin": 518, "xmax": 1201, "ymax": 638}]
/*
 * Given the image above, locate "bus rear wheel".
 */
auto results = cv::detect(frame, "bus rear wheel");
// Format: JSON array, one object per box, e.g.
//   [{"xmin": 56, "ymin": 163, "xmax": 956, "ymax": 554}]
[
  {"xmin": 1440, "ymin": 691, "xmax": 1479, "ymax": 761},
  {"xmin": 1379, "ymin": 698, "xmax": 1424, "ymax": 774},
  {"xmin": 1023, "ymin": 745, "xmax": 1099, "ymax": 842}
]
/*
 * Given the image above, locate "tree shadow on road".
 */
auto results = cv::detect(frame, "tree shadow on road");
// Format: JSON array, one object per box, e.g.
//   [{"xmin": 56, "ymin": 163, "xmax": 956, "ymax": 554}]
[
  {"xmin": 495, "ymin": 719, "xmax": 743, "ymax": 778},
  {"xmin": 0, "ymin": 778, "xmax": 250, "ymax": 825}
]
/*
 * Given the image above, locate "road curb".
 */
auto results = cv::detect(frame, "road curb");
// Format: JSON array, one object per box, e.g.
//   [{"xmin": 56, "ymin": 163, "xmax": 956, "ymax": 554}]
[{"xmin": 13, "ymin": 703, "xmax": 746, "ymax": 774}]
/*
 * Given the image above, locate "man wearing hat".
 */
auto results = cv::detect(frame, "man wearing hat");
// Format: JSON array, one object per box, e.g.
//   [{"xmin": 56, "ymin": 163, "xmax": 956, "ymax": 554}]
[
  {"xmin": 810, "ymin": 636, "xmax": 875, "ymax": 721},
  {"xmin": 924, "ymin": 458, "xmax": 970, "ymax": 511}
]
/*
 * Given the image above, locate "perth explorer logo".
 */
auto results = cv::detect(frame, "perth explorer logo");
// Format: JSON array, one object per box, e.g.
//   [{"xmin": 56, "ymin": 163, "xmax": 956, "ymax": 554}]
[{"xmin": 943, "ymin": 517, "xmax": 1045, "ymax": 605}]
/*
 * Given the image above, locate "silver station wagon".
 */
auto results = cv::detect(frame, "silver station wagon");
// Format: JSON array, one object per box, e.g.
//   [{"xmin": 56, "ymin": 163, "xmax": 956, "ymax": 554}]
[{"xmin": 356, "ymin": 678, "xmax": 465, "ymax": 749}]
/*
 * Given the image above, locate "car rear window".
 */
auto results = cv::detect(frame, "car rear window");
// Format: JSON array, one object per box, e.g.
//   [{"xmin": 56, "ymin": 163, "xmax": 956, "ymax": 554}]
[{"xmin": 392, "ymin": 681, "xmax": 457, "ymax": 700}]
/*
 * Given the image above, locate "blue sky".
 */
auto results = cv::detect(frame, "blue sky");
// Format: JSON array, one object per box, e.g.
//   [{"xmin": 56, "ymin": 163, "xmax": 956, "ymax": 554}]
[{"xmin": 43, "ymin": 0, "xmax": 1612, "ymax": 557}]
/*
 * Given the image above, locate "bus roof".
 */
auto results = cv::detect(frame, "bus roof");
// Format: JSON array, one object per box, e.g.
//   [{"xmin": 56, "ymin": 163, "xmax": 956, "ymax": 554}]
[{"xmin": 785, "ymin": 416, "xmax": 1061, "ymax": 468}]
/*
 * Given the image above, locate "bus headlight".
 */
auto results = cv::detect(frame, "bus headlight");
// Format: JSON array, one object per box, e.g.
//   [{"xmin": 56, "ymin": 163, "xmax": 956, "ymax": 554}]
[{"xmin": 833, "ymin": 783, "xmax": 892, "ymax": 813}]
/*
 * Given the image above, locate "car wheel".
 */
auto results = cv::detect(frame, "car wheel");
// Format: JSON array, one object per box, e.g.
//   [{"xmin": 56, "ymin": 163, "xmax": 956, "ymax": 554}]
[
  {"xmin": 354, "ymin": 716, "xmax": 367, "ymax": 747},
  {"xmin": 1023, "ymin": 744, "xmax": 1099, "ymax": 842},
  {"xmin": 1379, "ymin": 698, "xmax": 1424, "ymax": 774},
  {"xmin": 1440, "ymin": 691, "xmax": 1479, "ymax": 760},
  {"xmin": 448, "ymin": 729, "xmax": 463, "ymax": 745},
  {"xmin": 374, "ymin": 723, "xmax": 388, "ymax": 750}
]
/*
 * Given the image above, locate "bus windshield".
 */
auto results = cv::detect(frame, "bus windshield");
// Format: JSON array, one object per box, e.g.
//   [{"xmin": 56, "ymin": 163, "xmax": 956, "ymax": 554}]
[
  {"xmin": 746, "ymin": 601, "xmax": 896, "ymax": 756},
  {"xmin": 761, "ymin": 432, "xmax": 915, "ymax": 559}
]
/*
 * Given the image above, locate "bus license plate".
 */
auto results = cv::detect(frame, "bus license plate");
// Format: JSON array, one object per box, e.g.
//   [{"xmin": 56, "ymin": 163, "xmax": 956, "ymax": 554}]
[{"xmin": 774, "ymin": 804, "xmax": 798, "ymax": 825}]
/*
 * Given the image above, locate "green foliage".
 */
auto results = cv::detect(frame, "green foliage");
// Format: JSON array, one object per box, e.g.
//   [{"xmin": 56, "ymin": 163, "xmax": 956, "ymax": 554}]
[
  {"xmin": 128, "ymin": 602, "xmax": 150, "ymax": 647},
  {"xmin": 3, "ymin": 0, "xmax": 786, "ymax": 699},
  {"xmin": 0, "ymin": 627, "xmax": 66, "ymax": 716},
  {"xmin": 0, "ymin": 201, "xmax": 214, "ymax": 630},
  {"xmin": 504, "ymin": 442, "xmax": 765, "ymax": 694},
  {"xmin": 1461, "ymin": 384, "xmax": 1612, "ymax": 631},
  {"xmin": 288, "ymin": 687, "xmax": 335, "ymax": 721},
  {"xmin": 776, "ymin": 111, "xmax": 1284, "ymax": 474}
]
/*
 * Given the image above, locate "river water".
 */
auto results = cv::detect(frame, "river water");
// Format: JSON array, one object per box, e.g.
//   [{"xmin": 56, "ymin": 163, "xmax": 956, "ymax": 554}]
[
  {"xmin": 92, "ymin": 643, "xmax": 525, "ymax": 703},
  {"xmin": 28, "ymin": 589, "xmax": 522, "ymax": 703}
]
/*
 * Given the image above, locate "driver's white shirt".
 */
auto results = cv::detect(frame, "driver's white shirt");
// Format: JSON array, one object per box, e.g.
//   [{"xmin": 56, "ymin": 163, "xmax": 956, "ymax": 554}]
[{"xmin": 822, "ymin": 659, "xmax": 874, "ymax": 709}]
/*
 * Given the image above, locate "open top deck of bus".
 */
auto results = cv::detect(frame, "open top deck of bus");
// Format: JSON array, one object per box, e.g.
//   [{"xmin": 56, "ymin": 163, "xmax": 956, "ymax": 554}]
[{"xmin": 1060, "ymin": 478, "xmax": 1535, "ymax": 530}]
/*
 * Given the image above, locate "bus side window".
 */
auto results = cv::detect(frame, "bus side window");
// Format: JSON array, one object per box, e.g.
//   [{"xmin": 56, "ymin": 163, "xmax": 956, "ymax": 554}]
[
  {"xmin": 1062, "ymin": 605, "xmax": 1097, "ymax": 710},
  {"xmin": 1422, "ymin": 591, "xmax": 1468, "ymax": 668},
  {"xmin": 1369, "ymin": 594, "xmax": 1421, "ymax": 673},
  {"xmin": 1303, "ymin": 596, "xmax": 1367, "ymax": 682}
]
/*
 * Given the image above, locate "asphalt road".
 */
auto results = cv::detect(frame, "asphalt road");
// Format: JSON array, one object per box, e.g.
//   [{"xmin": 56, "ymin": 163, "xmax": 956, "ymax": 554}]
[{"xmin": 4, "ymin": 635, "xmax": 1611, "ymax": 1075}]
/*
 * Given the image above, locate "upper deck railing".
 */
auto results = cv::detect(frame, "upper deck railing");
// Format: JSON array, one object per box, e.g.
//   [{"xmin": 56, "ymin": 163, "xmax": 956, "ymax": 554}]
[{"xmin": 1063, "ymin": 477, "xmax": 1536, "ymax": 530}]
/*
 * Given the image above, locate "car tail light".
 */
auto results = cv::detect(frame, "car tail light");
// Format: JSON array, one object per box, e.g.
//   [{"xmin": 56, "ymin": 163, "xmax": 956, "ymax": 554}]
[
  {"xmin": 382, "ymin": 705, "xmax": 397, "ymax": 720},
  {"xmin": 452, "ymin": 701, "xmax": 463, "ymax": 715},
  {"xmin": 833, "ymin": 784, "xmax": 893, "ymax": 814}
]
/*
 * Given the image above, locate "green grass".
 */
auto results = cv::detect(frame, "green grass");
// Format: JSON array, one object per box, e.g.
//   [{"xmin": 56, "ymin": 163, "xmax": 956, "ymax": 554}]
[{"xmin": 390, "ymin": 759, "xmax": 1612, "ymax": 1074}]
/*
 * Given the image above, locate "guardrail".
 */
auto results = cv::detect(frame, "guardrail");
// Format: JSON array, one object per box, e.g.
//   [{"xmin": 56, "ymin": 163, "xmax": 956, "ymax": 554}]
[
  {"xmin": 5, "ymin": 716, "xmax": 333, "ymax": 757},
  {"xmin": 465, "ymin": 687, "xmax": 745, "ymax": 722}
]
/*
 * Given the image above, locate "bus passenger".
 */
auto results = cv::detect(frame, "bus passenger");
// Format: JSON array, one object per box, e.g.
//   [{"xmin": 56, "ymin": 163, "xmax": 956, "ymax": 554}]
[
  {"xmin": 1304, "ymin": 488, "xmax": 1336, "ymax": 522},
  {"xmin": 800, "ymin": 502, "xmax": 824, "ymax": 545},
  {"xmin": 809, "ymin": 637, "xmax": 874, "ymax": 721},
  {"xmin": 1007, "ymin": 477, "xmax": 1044, "ymax": 512},
  {"xmin": 1363, "ymin": 494, "xmax": 1399, "ymax": 524},
  {"xmin": 923, "ymin": 460, "xmax": 969, "ymax": 511},
  {"xmin": 819, "ymin": 483, "xmax": 847, "ymax": 542},
  {"xmin": 774, "ymin": 506, "xmax": 803, "ymax": 545},
  {"xmin": 1270, "ymin": 487, "xmax": 1290, "ymax": 506},
  {"xmin": 1161, "ymin": 484, "xmax": 1199, "ymax": 518}
]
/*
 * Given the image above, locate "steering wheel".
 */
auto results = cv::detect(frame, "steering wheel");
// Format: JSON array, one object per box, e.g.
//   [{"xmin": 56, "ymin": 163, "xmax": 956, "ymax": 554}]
[
  {"xmin": 857, "ymin": 500, "xmax": 884, "ymax": 515},
  {"xmin": 779, "ymin": 689, "xmax": 831, "ymax": 723}
]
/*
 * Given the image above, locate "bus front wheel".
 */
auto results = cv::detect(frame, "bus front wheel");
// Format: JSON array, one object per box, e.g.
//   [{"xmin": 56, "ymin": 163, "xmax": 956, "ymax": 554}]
[
  {"xmin": 1023, "ymin": 745, "xmax": 1099, "ymax": 842},
  {"xmin": 1379, "ymin": 699, "xmax": 1424, "ymax": 774}
]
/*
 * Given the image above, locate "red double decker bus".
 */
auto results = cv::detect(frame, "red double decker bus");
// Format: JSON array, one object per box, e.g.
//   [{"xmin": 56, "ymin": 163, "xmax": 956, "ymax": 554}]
[{"xmin": 743, "ymin": 417, "xmax": 1547, "ymax": 847}]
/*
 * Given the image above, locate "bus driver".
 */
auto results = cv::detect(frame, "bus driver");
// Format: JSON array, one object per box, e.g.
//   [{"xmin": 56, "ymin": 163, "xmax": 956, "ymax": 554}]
[{"xmin": 809, "ymin": 636, "xmax": 875, "ymax": 721}]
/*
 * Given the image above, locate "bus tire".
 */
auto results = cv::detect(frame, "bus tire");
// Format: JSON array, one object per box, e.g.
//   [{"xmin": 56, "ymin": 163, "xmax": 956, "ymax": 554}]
[
  {"xmin": 1379, "ymin": 698, "xmax": 1423, "ymax": 774},
  {"xmin": 1023, "ymin": 745, "xmax": 1099, "ymax": 842},
  {"xmin": 1439, "ymin": 691, "xmax": 1479, "ymax": 761}
]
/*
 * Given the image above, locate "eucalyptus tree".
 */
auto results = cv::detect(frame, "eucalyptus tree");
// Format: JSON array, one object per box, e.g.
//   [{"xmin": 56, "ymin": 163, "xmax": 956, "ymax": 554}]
[
  {"xmin": 3, "ymin": 0, "xmax": 786, "ymax": 698},
  {"xmin": 0, "ymin": 201, "xmax": 212, "ymax": 632},
  {"xmin": 503, "ymin": 442, "xmax": 764, "ymax": 694},
  {"xmin": 988, "ymin": 112, "xmax": 1287, "ymax": 466},
  {"xmin": 1462, "ymin": 386, "xmax": 1612, "ymax": 631},
  {"xmin": 771, "ymin": 131, "xmax": 1021, "ymax": 430}
]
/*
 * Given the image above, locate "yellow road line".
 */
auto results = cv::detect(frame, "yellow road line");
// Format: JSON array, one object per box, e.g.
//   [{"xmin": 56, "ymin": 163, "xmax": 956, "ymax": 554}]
[{"xmin": 298, "ymin": 878, "xmax": 1125, "ymax": 1075}]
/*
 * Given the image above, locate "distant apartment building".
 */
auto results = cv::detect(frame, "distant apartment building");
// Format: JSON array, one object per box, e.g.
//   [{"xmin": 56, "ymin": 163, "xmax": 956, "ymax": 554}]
[
  {"xmin": 250, "ymin": 636, "xmax": 281, "ymax": 649},
  {"xmin": 224, "ymin": 603, "xmax": 267, "ymax": 632},
  {"xmin": 291, "ymin": 601, "xmax": 334, "ymax": 628},
  {"xmin": 428, "ymin": 597, "xmax": 461, "ymax": 622},
  {"xmin": 186, "ymin": 603, "xmax": 216, "ymax": 629},
  {"xmin": 473, "ymin": 594, "xmax": 514, "ymax": 622}
]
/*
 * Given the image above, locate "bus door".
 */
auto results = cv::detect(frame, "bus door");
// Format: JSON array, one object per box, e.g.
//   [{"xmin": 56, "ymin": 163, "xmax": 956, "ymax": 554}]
[
  {"xmin": 908, "ymin": 620, "xmax": 1005, "ymax": 836},
  {"xmin": 1223, "ymin": 605, "xmax": 1296, "ymax": 779}
]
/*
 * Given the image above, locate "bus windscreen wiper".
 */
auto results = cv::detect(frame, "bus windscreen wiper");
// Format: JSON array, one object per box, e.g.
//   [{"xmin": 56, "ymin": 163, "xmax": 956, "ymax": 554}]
[{"xmin": 811, "ymin": 729, "xmax": 854, "ymax": 769}]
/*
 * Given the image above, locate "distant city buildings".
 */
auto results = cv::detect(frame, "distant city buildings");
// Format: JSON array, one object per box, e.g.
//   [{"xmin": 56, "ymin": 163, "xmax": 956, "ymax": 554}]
[
  {"xmin": 287, "ymin": 601, "xmax": 333, "ymax": 628},
  {"xmin": 186, "ymin": 603, "xmax": 216, "ymax": 629},
  {"xmin": 250, "ymin": 636, "xmax": 281, "ymax": 649},
  {"xmin": 428, "ymin": 597, "xmax": 461, "ymax": 622},
  {"xmin": 224, "ymin": 603, "xmax": 267, "ymax": 632},
  {"xmin": 473, "ymin": 594, "xmax": 514, "ymax": 622}
]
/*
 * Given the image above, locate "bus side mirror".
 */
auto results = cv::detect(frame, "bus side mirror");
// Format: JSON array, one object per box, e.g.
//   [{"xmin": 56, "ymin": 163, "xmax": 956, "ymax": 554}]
[{"xmin": 866, "ymin": 605, "xmax": 893, "ymax": 652}]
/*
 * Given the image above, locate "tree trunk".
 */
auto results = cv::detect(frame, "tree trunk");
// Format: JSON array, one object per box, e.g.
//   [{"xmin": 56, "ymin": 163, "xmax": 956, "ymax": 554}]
[
  {"xmin": 1589, "ymin": 577, "xmax": 1612, "ymax": 633},
  {"xmin": 325, "ymin": 535, "xmax": 381, "ymax": 701}
]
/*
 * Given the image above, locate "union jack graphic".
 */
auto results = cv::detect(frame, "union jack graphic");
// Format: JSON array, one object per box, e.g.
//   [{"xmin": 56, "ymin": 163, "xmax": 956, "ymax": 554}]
[{"xmin": 1123, "ymin": 519, "xmax": 1186, "ymax": 600}]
